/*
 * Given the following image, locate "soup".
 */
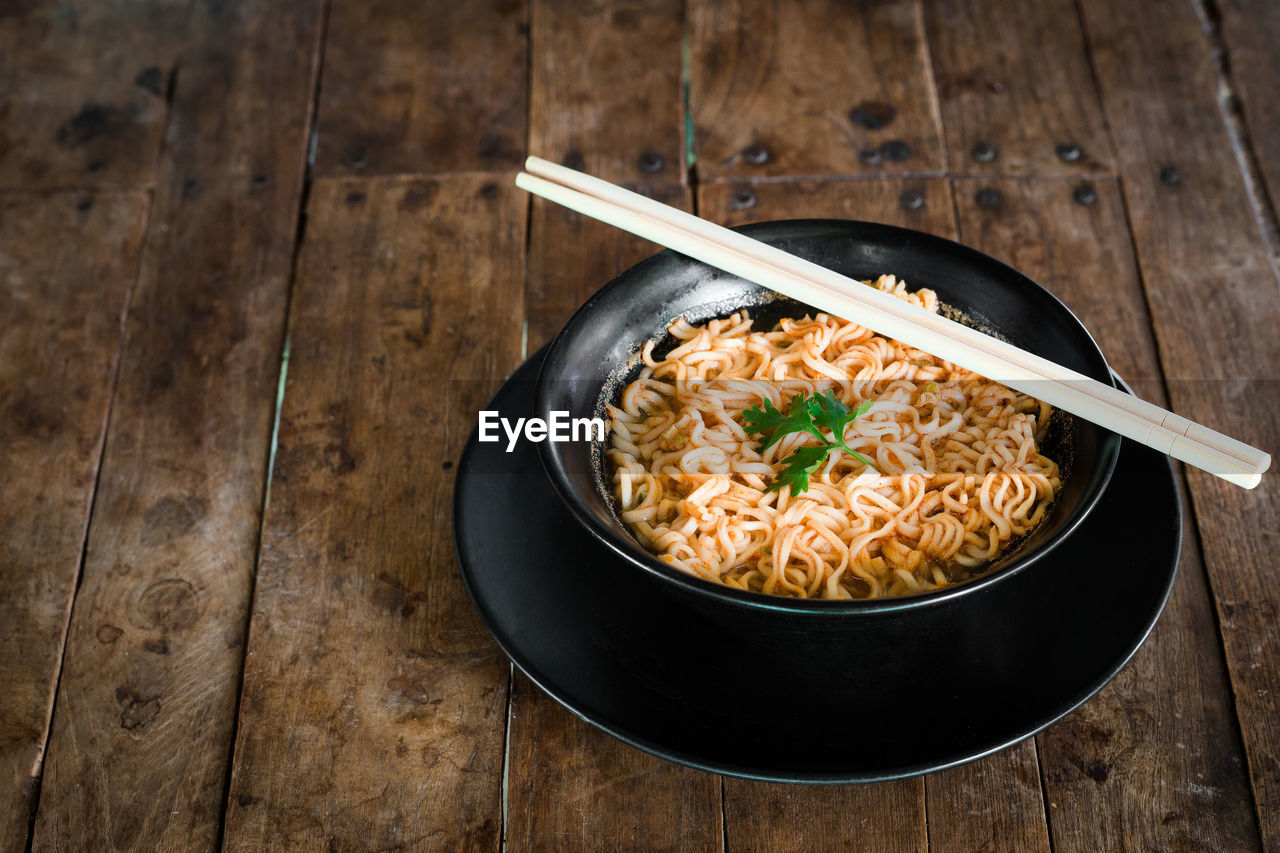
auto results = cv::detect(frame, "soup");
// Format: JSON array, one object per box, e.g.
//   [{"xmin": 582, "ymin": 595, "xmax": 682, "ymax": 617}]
[{"xmin": 605, "ymin": 275, "xmax": 1062, "ymax": 599}]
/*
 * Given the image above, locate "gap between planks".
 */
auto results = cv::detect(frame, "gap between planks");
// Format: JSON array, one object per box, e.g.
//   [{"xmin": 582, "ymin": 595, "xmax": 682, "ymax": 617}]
[
  {"xmin": 1190, "ymin": 0, "xmax": 1280, "ymax": 274},
  {"xmin": 16, "ymin": 187, "xmax": 156, "ymax": 853}
]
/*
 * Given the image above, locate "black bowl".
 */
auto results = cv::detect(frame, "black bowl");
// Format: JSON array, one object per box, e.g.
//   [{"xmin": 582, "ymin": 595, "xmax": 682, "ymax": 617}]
[{"xmin": 534, "ymin": 219, "xmax": 1121, "ymax": 617}]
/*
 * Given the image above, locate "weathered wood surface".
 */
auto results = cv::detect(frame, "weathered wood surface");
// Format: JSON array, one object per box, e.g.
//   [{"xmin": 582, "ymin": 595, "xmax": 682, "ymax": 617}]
[
  {"xmin": 0, "ymin": 190, "xmax": 148, "ymax": 851},
  {"xmin": 690, "ymin": 0, "xmax": 945, "ymax": 180},
  {"xmin": 529, "ymin": 0, "xmax": 685, "ymax": 185},
  {"xmin": 510, "ymin": 183, "xmax": 725, "ymax": 852},
  {"xmin": 222, "ymin": 174, "xmax": 525, "ymax": 852},
  {"xmin": 314, "ymin": 0, "xmax": 528, "ymax": 178},
  {"xmin": 506, "ymin": 672, "xmax": 722, "ymax": 853},
  {"xmin": 923, "ymin": 0, "xmax": 1113, "ymax": 175},
  {"xmin": 954, "ymin": 176, "xmax": 1261, "ymax": 852},
  {"xmin": 28, "ymin": 1, "xmax": 325, "ymax": 849},
  {"xmin": 1217, "ymin": 0, "xmax": 1280, "ymax": 231},
  {"xmin": 526, "ymin": 183, "xmax": 690, "ymax": 348},
  {"xmin": 1079, "ymin": 1, "xmax": 1280, "ymax": 846},
  {"xmin": 723, "ymin": 780, "xmax": 926, "ymax": 853},
  {"xmin": 0, "ymin": 0, "xmax": 188, "ymax": 190},
  {"xmin": 701, "ymin": 178, "xmax": 953, "ymax": 234},
  {"xmin": 926, "ymin": 743, "xmax": 1050, "ymax": 853}
]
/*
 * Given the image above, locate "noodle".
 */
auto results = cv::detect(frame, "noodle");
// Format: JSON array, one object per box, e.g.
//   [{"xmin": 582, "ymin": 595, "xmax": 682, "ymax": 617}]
[{"xmin": 605, "ymin": 275, "xmax": 1062, "ymax": 599}]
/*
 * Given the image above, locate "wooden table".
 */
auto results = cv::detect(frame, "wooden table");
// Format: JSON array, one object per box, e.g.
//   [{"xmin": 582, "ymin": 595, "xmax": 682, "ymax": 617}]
[{"xmin": 3, "ymin": 1, "xmax": 1278, "ymax": 850}]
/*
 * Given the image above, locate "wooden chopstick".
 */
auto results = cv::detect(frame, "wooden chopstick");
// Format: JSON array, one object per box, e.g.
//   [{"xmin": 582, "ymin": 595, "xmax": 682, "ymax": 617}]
[
  {"xmin": 516, "ymin": 159, "xmax": 1270, "ymax": 489},
  {"xmin": 524, "ymin": 156, "xmax": 1268, "ymax": 477}
]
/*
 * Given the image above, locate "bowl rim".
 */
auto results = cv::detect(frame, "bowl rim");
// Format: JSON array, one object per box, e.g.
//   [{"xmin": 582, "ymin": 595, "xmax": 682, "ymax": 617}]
[{"xmin": 534, "ymin": 217, "xmax": 1123, "ymax": 615}]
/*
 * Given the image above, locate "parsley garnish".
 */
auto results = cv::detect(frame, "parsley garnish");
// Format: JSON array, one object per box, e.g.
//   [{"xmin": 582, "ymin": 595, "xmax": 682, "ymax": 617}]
[{"xmin": 742, "ymin": 391, "xmax": 876, "ymax": 493}]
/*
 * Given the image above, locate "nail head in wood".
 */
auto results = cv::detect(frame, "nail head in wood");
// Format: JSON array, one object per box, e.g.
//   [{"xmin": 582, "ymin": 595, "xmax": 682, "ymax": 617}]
[
  {"xmin": 638, "ymin": 152, "xmax": 664, "ymax": 173},
  {"xmin": 900, "ymin": 190, "xmax": 924, "ymax": 211},
  {"xmin": 975, "ymin": 188, "xmax": 1001, "ymax": 209},
  {"xmin": 1159, "ymin": 165, "xmax": 1181, "ymax": 185},
  {"xmin": 742, "ymin": 144, "xmax": 770, "ymax": 165},
  {"xmin": 971, "ymin": 142, "xmax": 997, "ymax": 163},
  {"xmin": 1073, "ymin": 183, "xmax": 1098, "ymax": 206},
  {"xmin": 345, "ymin": 146, "xmax": 369, "ymax": 170},
  {"xmin": 847, "ymin": 102, "xmax": 896, "ymax": 130},
  {"xmin": 732, "ymin": 188, "xmax": 757, "ymax": 210},
  {"xmin": 1057, "ymin": 143, "xmax": 1082, "ymax": 163},
  {"xmin": 881, "ymin": 140, "xmax": 911, "ymax": 162}
]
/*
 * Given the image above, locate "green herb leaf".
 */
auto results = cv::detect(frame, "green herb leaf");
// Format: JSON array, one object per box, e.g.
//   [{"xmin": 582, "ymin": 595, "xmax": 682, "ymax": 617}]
[
  {"xmin": 806, "ymin": 391, "xmax": 850, "ymax": 436},
  {"xmin": 742, "ymin": 395, "xmax": 824, "ymax": 450},
  {"xmin": 745, "ymin": 391, "xmax": 879, "ymax": 494},
  {"xmin": 765, "ymin": 445, "xmax": 830, "ymax": 493}
]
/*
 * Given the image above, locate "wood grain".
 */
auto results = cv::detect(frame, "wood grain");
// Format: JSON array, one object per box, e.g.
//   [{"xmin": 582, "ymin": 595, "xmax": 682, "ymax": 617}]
[
  {"xmin": 690, "ymin": 0, "xmax": 945, "ymax": 180},
  {"xmin": 0, "ymin": 0, "xmax": 188, "ymax": 189},
  {"xmin": 529, "ymin": 0, "xmax": 685, "ymax": 185},
  {"xmin": 314, "ymin": 0, "xmax": 528, "ymax": 178},
  {"xmin": 702, "ymin": 178, "xmax": 959, "ymax": 235},
  {"xmin": 1216, "ymin": 0, "xmax": 1280, "ymax": 225},
  {"xmin": 28, "ymin": 1, "xmax": 325, "ymax": 849},
  {"xmin": 1079, "ymin": 1, "xmax": 1280, "ymax": 846},
  {"xmin": 0, "ymin": 190, "xmax": 148, "ymax": 851},
  {"xmin": 506, "ymin": 673, "xmax": 722, "ymax": 853},
  {"xmin": 526, "ymin": 182, "xmax": 690, "ymax": 348},
  {"xmin": 923, "ymin": 0, "xmax": 1113, "ymax": 175},
  {"xmin": 221, "ymin": 174, "xmax": 524, "ymax": 852},
  {"xmin": 724, "ymin": 780, "xmax": 925, "ymax": 853},
  {"xmin": 926, "ymin": 743, "xmax": 1050, "ymax": 853},
  {"xmin": 953, "ymin": 176, "xmax": 1261, "ymax": 852},
  {"xmin": 510, "ymin": 182, "xmax": 723, "ymax": 852}
]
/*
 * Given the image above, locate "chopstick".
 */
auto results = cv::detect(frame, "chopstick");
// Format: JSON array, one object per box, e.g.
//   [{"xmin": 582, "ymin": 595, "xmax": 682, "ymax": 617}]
[
  {"xmin": 524, "ymin": 157, "xmax": 1268, "ymax": 475},
  {"xmin": 516, "ymin": 157, "xmax": 1270, "ymax": 489}
]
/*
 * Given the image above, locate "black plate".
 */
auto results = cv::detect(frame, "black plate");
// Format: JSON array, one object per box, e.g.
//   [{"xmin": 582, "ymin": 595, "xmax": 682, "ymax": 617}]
[{"xmin": 453, "ymin": 347, "xmax": 1181, "ymax": 783}]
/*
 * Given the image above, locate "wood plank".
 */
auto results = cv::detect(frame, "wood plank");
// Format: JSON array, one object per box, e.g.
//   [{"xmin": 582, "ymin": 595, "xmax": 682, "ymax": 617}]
[
  {"xmin": 314, "ymin": 0, "xmax": 528, "ymax": 178},
  {"xmin": 690, "ymin": 0, "xmax": 945, "ymax": 181},
  {"xmin": 505, "ymin": 673, "xmax": 722, "ymax": 853},
  {"xmin": 0, "ymin": 0, "xmax": 189, "ymax": 190},
  {"xmin": 526, "ymin": 182, "xmax": 690, "ymax": 349},
  {"xmin": 221, "ymin": 174, "xmax": 524, "ymax": 851},
  {"xmin": 923, "ymin": 0, "xmax": 1114, "ymax": 175},
  {"xmin": 0, "ymin": 190, "xmax": 148, "ymax": 851},
  {"xmin": 509, "ymin": 182, "xmax": 723, "ymax": 852},
  {"xmin": 953, "ymin": 176, "xmax": 1260, "ymax": 852},
  {"xmin": 1078, "ymin": 1, "xmax": 1280, "ymax": 846},
  {"xmin": 724, "ymin": 781, "xmax": 925, "ymax": 853},
  {"xmin": 1216, "ymin": 0, "xmax": 1280, "ymax": 226},
  {"xmin": 703, "ymin": 179, "xmax": 946, "ymax": 853},
  {"xmin": 529, "ymin": 0, "xmax": 684, "ymax": 185},
  {"xmin": 699, "ymin": 178, "xmax": 955, "ymax": 235},
  {"xmin": 926, "ymin": 743, "xmax": 1049, "ymax": 853},
  {"xmin": 28, "ymin": 1, "xmax": 325, "ymax": 849}
]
